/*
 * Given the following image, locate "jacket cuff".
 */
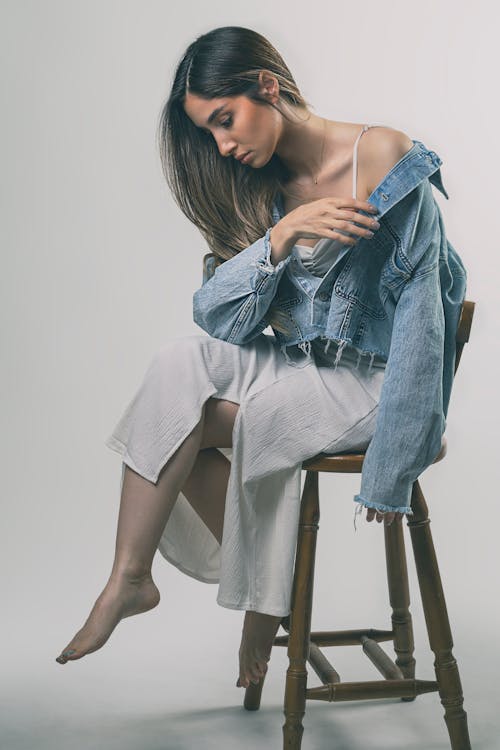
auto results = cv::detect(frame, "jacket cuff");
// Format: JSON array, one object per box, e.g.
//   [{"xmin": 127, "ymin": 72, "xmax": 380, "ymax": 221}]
[
  {"xmin": 353, "ymin": 494, "xmax": 414, "ymax": 516},
  {"xmin": 254, "ymin": 227, "xmax": 293, "ymax": 275}
]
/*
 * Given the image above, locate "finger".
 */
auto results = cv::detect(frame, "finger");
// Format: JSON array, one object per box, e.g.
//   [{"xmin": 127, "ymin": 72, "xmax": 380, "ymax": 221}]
[
  {"xmin": 333, "ymin": 208, "xmax": 381, "ymax": 229},
  {"xmin": 331, "ymin": 198, "xmax": 378, "ymax": 214},
  {"xmin": 366, "ymin": 508, "xmax": 404, "ymax": 526},
  {"xmin": 326, "ymin": 229, "xmax": 358, "ymax": 246},
  {"xmin": 327, "ymin": 212, "xmax": 380, "ymax": 240}
]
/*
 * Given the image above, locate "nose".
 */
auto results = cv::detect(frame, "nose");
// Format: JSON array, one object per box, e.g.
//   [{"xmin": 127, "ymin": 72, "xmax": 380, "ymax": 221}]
[{"xmin": 216, "ymin": 136, "xmax": 237, "ymax": 158}]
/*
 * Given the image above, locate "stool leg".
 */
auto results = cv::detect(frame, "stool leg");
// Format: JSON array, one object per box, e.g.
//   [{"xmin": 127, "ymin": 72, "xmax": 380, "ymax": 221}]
[
  {"xmin": 384, "ymin": 514, "xmax": 416, "ymax": 700},
  {"xmin": 283, "ymin": 470, "xmax": 319, "ymax": 750},
  {"xmin": 408, "ymin": 480, "xmax": 472, "ymax": 750}
]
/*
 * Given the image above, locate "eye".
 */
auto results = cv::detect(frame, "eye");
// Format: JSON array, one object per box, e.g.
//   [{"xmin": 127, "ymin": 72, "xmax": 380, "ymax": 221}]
[{"xmin": 220, "ymin": 115, "xmax": 233, "ymax": 129}]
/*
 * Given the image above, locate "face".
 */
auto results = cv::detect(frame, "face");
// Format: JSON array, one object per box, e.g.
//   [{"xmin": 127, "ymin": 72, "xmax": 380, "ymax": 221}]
[{"xmin": 183, "ymin": 88, "xmax": 281, "ymax": 168}]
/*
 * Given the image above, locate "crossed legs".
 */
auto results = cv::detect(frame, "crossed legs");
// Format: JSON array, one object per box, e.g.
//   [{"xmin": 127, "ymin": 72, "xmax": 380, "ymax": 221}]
[{"xmin": 55, "ymin": 397, "xmax": 281, "ymax": 688}]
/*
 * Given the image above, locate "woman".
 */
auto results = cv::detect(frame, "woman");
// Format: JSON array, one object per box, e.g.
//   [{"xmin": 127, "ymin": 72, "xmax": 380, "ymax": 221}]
[{"xmin": 55, "ymin": 25, "xmax": 454, "ymax": 690}]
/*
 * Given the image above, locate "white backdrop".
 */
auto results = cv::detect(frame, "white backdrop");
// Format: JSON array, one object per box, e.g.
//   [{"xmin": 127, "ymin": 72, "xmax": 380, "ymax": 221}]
[{"xmin": 2, "ymin": 1, "xmax": 498, "ymax": 748}]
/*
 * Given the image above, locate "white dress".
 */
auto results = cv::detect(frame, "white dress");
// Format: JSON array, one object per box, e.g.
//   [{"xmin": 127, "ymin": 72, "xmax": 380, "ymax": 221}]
[{"xmin": 105, "ymin": 125, "xmax": 385, "ymax": 618}]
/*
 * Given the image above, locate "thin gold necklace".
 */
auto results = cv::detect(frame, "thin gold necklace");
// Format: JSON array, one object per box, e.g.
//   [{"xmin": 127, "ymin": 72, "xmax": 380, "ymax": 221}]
[
  {"xmin": 313, "ymin": 118, "xmax": 327, "ymax": 185},
  {"xmin": 283, "ymin": 117, "xmax": 328, "ymax": 201}
]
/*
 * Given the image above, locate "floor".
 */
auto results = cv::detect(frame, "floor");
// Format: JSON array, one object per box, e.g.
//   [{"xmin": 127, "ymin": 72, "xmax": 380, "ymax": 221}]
[{"xmin": 3, "ymin": 583, "xmax": 494, "ymax": 750}]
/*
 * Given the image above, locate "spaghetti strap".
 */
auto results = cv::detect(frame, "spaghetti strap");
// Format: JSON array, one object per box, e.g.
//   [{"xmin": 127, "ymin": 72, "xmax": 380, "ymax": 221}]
[{"xmin": 352, "ymin": 124, "xmax": 372, "ymax": 200}]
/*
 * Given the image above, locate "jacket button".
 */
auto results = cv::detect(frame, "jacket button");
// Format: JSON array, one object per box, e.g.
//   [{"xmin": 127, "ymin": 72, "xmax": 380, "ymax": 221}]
[{"xmin": 318, "ymin": 291, "xmax": 330, "ymax": 301}]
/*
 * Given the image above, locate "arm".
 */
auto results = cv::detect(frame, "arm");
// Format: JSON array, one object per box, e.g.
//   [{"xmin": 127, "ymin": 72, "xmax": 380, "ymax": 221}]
[
  {"xmin": 193, "ymin": 224, "xmax": 294, "ymax": 345},
  {"xmin": 354, "ymin": 192, "xmax": 447, "ymax": 516}
]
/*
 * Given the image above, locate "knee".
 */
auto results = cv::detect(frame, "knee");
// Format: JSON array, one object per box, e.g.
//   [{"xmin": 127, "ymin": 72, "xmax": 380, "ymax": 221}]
[{"xmin": 199, "ymin": 397, "xmax": 240, "ymax": 450}]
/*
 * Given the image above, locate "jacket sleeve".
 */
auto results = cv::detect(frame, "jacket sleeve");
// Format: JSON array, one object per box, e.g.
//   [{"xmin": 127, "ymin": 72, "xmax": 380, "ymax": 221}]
[
  {"xmin": 353, "ymin": 216, "xmax": 447, "ymax": 517},
  {"xmin": 193, "ymin": 227, "xmax": 293, "ymax": 344}
]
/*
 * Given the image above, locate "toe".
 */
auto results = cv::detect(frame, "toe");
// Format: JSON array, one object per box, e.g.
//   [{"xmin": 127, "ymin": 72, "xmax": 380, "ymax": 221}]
[
  {"xmin": 249, "ymin": 665, "xmax": 263, "ymax": 684},
  {"xmin": 251, "ymin": 663, "xmax": 262, "ymax": 678},
  {"xmin": 255, "ymin": 661, "xmax": 266, "ymax": 678},
  {"xmin": 55, "ymin": 647, "xmax": 79, "ymax": 663}
]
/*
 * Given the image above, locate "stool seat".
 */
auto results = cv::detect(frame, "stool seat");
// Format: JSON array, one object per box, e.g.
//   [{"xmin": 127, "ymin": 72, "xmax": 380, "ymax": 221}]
[{"xmin": 302, "ymin": 435, "xmax": 447, "ymax": 472}]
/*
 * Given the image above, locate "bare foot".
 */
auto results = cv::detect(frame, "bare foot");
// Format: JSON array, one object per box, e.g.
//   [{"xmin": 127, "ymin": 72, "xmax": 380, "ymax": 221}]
[
  {"xmin": 236, "ymin": 610, "xmax": 282, "ymax": 688},
  {"xmin": 55, "ymin": 571, "xmax": 160, "ymax": 664}
]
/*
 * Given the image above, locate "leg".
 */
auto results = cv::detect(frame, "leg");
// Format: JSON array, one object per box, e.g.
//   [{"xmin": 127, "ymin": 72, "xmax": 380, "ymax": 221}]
[
  {"xmin": 182, "ymin": 397, "xmax": 283, "ymax": 690},
  {"xmin": 384, "ymin": 515, "xmax": 416, "ymax": 695},
  {"xmin": 181, "ymin": 447, "xmax": 230, "ymax": 545},
  {"xmin": 237, "ymin": 611, "xmax": 283, "ymax": 689},
  {"xmin": 56, "ymin": 393, "xmax": 281, "ymax": 680},
  {"xmin": 180, "ymin": 396, "xmax": 241, "ymax": 545},
  {"xmin": 283, "ymin": 470, "xmax": 319, "ymax": 749},
  {"xmin": 408, "ymin": 480, "xmax": 472, "ymax": 749},
  {"xmin": 182, "ymin": 446, "xmax": 281, "ymax": 688},
  {"xmin": 55, "ymin": 402, "xmax": 208, "ymax": 664}
]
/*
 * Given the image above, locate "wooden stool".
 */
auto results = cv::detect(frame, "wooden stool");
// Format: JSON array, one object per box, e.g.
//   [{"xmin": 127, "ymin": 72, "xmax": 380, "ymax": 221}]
[{"xmin": 242, "ymin": 299, "xmax": 475, "ymax": 750}]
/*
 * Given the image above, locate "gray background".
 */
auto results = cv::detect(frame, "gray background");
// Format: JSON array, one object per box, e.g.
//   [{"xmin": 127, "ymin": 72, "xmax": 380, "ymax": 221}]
[{"xmin": 2, "ymin": 1, "xmax": 498, "ymax": 748}]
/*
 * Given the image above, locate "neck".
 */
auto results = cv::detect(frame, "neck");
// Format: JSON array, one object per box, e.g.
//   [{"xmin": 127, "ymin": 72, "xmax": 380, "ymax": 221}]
[{"xmin": 274, "ymin": 109, "xmax": 333, "ymax": 182}]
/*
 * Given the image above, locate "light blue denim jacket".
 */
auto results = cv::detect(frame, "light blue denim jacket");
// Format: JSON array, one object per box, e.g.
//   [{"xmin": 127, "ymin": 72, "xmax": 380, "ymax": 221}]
[{"xmin": 193, "ymin": 140, "xmax": 468, "ymax": 516}]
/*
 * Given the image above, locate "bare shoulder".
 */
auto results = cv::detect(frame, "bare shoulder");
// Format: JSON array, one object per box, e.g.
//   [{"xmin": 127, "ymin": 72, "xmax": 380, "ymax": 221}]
[{"xmin": 360, "ymin": 126, "xmax": 414, "ymax": 195}]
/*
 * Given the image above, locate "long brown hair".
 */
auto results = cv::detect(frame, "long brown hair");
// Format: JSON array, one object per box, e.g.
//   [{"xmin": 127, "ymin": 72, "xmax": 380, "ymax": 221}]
[{"xmin": 157, "ymin": 25, "xmax": 312, "ymax": 334}]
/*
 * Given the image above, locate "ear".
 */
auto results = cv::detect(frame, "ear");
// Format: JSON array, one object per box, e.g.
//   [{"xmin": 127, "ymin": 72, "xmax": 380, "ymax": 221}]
[{"xmin": 257, "ymin": 69, "xmax": 279, "ymax": 101}]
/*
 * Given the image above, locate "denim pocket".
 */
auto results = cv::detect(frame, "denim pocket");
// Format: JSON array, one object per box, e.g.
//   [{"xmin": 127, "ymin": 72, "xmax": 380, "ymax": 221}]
[
  {"xmin": 378, "ymin": 217, "xmax": 412, "ymax": 290},
  {"xmin": 334, "ymin": 252, "xmax": 387, "ymax": 320}
]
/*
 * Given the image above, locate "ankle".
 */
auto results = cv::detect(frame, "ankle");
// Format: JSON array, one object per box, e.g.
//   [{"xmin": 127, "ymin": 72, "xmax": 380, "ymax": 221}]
[{"xmin": 109, "ymin": 565, "xmax": 153, "ymax": 584}]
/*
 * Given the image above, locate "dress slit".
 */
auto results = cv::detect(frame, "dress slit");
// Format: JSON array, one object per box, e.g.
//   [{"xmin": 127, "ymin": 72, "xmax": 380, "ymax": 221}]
[{"xmin": 105, "ymin": 332, "xmax": 385, "ymax": 616}]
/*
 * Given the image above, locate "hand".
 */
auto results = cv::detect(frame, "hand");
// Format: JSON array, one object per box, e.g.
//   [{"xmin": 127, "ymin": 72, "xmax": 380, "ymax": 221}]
[
  {"xmin": 281, "ymin": 197, "xmax": 380, "ymax": 247},
  {"xmin": 365, "ymin": 507, "xmax": 405, "ymax": 526}
]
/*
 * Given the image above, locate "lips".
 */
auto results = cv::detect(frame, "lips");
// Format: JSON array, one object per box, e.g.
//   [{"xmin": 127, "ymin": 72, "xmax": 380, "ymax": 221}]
[{"xmin": 236, "ymin": 150, "xmax": 251, "ymax": 163}]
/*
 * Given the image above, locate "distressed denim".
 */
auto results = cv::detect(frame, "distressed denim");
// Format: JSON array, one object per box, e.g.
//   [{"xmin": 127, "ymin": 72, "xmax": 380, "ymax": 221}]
[{"xmin": 192, "ymin": 140, "xmax": 468, "ymax": 516}]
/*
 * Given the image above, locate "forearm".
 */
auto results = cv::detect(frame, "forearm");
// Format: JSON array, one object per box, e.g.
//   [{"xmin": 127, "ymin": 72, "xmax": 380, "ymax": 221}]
[
  {"xmin": 192, "ymin": 224, "xmax": 294, "ymax": 344},
  {"xmin": 268, "ymin": 220, "xmax": 297, "ymax": 267}
]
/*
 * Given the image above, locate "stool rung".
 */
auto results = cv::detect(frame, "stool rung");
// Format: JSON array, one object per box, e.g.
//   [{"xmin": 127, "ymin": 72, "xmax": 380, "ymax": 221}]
[
  {"xmin": 306, "ymin": 678, "xmax": 439, "ymax": 702},
  {"xmin": 360, "ymin": 635, "xmax": 404, "ymax": 680},
  {"xmin": 274, "ymin": 627, "xmax": 394, "ymax": 648},
  {"xmin": 304, "ymin": 635, "xmax": 404, "ymax": 684},
  {"xmin": 307, "ymin": 642, "xmax": 341, "ymax": 684}
]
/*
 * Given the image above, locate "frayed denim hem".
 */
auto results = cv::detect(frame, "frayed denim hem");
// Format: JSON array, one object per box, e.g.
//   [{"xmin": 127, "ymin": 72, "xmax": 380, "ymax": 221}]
[
  {"xmin": 353, "ymin": 495, "xmax": 414, "ymax": 530},
  {"xmin": 254, "ymin": 227, "xmax": 293, "ymax": 275},
  {"xmin": 279, "ymin": 334, "xmax": 385, "ymax": 373}
]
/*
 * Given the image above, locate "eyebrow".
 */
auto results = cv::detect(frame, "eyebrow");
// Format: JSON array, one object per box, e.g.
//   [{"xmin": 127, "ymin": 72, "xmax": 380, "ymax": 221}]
[{"xmin": 206, "ymin": 105, "xmax": 226, "ymax": 126}]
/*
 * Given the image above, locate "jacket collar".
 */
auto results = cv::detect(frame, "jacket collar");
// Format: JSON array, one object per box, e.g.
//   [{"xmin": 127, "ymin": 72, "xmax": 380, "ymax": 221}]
[
  {"xmin": 272, "ymin": 139, "xmax": 449, "ymax": 225},
  {"xmin": 367, "ymin": 140, "xmax": 449, "ymax": 218}
]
